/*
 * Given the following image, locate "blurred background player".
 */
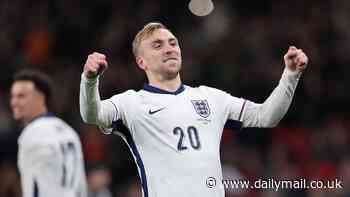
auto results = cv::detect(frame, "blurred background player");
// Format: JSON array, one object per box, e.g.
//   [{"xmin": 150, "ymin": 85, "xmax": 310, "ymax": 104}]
[
  {"xmin": 11, "ymin": 70, "xmax": 87, "ymax": 197},
  {"xmin": 87, "ymin": 164, "xmax": 112, "ymax": 197},
  {"xmin": 80, "ymin": 22, "xmax": 308, "ymax": 197}
]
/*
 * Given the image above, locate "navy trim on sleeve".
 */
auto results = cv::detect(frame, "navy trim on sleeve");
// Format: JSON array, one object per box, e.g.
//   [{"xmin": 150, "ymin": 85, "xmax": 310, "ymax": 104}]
[
  {"xmin": 108, "ymin": 100, "xmax": 119, "ymax": 121},
  {"xmin": 238, "ymin": 100, "xmax": 247, "ymax": 121}
]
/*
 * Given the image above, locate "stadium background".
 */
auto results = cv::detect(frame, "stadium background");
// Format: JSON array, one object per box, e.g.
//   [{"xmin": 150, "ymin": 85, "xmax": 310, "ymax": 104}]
[{"xmin": 0, "ymin": 0, "xmax": 349, "ymax": 196}]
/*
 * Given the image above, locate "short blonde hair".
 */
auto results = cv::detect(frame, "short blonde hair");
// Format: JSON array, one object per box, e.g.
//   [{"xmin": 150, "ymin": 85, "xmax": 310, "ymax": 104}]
[{"xmin": 132, "ymin": 22, "xmax": 168, "ymax": 57}]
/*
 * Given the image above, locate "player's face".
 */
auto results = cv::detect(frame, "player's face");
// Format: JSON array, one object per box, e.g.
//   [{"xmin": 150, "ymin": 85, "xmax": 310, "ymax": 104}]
[
  {"xmin": 138, "ymin": 28, "xmax": 182, "ymax": 80},
  {"xmin": 10, "ymin": 81, "xmax": 44, "ymax": 124}
]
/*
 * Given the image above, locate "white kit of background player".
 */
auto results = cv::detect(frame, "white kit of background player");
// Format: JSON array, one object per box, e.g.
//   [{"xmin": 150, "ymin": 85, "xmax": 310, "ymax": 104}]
[
  {"xmin": 11, "ymin": 70, "xmax": 87, "ymax": 197},
  {"xmin": 80, "ymin": 23, "xmax": 308, "ymax": 197},
  {"xmin": 18, "ymin": 116, "xmax": 87, "ymax": 197}
]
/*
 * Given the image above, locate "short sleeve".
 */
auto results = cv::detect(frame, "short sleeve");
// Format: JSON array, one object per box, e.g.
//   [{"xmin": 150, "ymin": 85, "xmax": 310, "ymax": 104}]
[
  {"xmin": 226, "ymin": 95, "xmax": 246, "ymax": 122},
  {"xmin": 198, "ymin": 86, "xmax": 246, "ymax": 130}
]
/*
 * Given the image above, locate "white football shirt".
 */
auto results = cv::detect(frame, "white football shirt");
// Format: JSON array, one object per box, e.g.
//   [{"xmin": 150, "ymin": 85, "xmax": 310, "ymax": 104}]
[
  {"xmin": 80, "ymin": 68, "xmax": 300, "ymax": 197},
  {"xmin": 18, "ymin": 114, "xmax": 87, "ymax": 197}
]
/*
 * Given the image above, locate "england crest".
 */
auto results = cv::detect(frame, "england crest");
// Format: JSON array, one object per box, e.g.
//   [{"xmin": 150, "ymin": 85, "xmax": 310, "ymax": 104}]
[{"xmin": 191, "ymin": 100, "xmax": 211, "ymax": 118}]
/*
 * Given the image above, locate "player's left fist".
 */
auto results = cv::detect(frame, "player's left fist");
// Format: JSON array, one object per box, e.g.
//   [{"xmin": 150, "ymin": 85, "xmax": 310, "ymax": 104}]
[{"xmin": 284, "ymin": 46, "xmax": 308, "ymax": 74}]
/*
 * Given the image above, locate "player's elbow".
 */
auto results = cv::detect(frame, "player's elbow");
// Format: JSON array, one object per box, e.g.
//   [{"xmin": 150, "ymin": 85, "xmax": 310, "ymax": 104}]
[
  {"xmin": 81, "ymin": 114, "xmax": 97, "ymax": 124},
  {"xmin": 80, "ymin": 109, "xmax": 98, "ymax": 124},
  {"xmin": 258, "ymin": 119, "xmax": 279, "ymax": 128},
  {"xmin": 263, "ymin": 120, "xmax": 280, "ymax": 128},
  {"xmin": 257, "ymin": 104, "xmax": 287, "ymax": 128},
  {"xmin": 258, "ymin": 112, "xmax": 282, "ymax": 128}
]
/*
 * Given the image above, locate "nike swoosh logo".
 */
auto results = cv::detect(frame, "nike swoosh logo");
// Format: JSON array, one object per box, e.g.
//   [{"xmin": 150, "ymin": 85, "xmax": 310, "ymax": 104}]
[{"xmin": 148, "ymin": 107, "xmax": 166, "ymax": 115}]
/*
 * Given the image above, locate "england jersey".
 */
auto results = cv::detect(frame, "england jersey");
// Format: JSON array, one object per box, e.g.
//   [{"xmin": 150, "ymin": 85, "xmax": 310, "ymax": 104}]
[
  {"xmin": 80, "ymin": 68, "xmax": 300, "ymax": 197},
  {"xmin": 18, "ymin": 114, "xmax": 87, "ymax": 197}
]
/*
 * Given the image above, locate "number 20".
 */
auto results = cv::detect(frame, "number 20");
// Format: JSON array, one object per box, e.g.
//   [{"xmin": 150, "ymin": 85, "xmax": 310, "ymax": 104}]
[{"xmin": 173, "ymin": 126, "xmax": 201, "ymax": 151}]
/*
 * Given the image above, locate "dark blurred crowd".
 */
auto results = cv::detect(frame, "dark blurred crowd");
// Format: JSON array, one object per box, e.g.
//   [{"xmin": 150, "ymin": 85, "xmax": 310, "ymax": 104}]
[{"xmin": 0, "ymin": 0, "xmax": 349, "ymax": 197}]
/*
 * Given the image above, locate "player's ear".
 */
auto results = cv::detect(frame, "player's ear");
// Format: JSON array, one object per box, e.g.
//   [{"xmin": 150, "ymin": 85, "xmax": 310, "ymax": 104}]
[
  {"xmin": 34, "ymin": 90, "xmax": 47, "ymax": 109},
  {"xmin": 136, "ymin": 56, "xmax": 147, "ymax": 71}
]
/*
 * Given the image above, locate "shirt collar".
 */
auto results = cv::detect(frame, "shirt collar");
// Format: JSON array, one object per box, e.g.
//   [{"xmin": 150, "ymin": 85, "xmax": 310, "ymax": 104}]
[
  {"xmin": 143, "ymin": 83, "xmax": 185, "ymax": 95},
  {"xmin": 27, "ymin": 112, "xmax": 55, "ymax": 125}
]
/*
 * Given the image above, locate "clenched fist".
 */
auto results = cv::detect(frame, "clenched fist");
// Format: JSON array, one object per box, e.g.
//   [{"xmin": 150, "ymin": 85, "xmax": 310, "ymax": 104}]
[
  {"xmin": 83, "ymin": 52, "xmax": 108, "ymax": 78},
  {"xmin": 284, "ymin": 46, "xmax": 308, "ymax": 74}
]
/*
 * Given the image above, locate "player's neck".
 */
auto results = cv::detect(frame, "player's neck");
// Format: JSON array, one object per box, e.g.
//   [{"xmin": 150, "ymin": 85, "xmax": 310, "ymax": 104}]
[
  {"xmin": 24, "ymin": 106, "xmax": 48, "ymax": 126},
  {"xmin": 148, "ymin": 74, "xmax": 182, "ymax": 92}
]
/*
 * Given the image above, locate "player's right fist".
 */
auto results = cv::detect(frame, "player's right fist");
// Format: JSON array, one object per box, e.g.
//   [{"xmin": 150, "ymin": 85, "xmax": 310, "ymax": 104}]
[{"xmin": 83, "ymin": 52, "xmax": 108, "ymax": 78}]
